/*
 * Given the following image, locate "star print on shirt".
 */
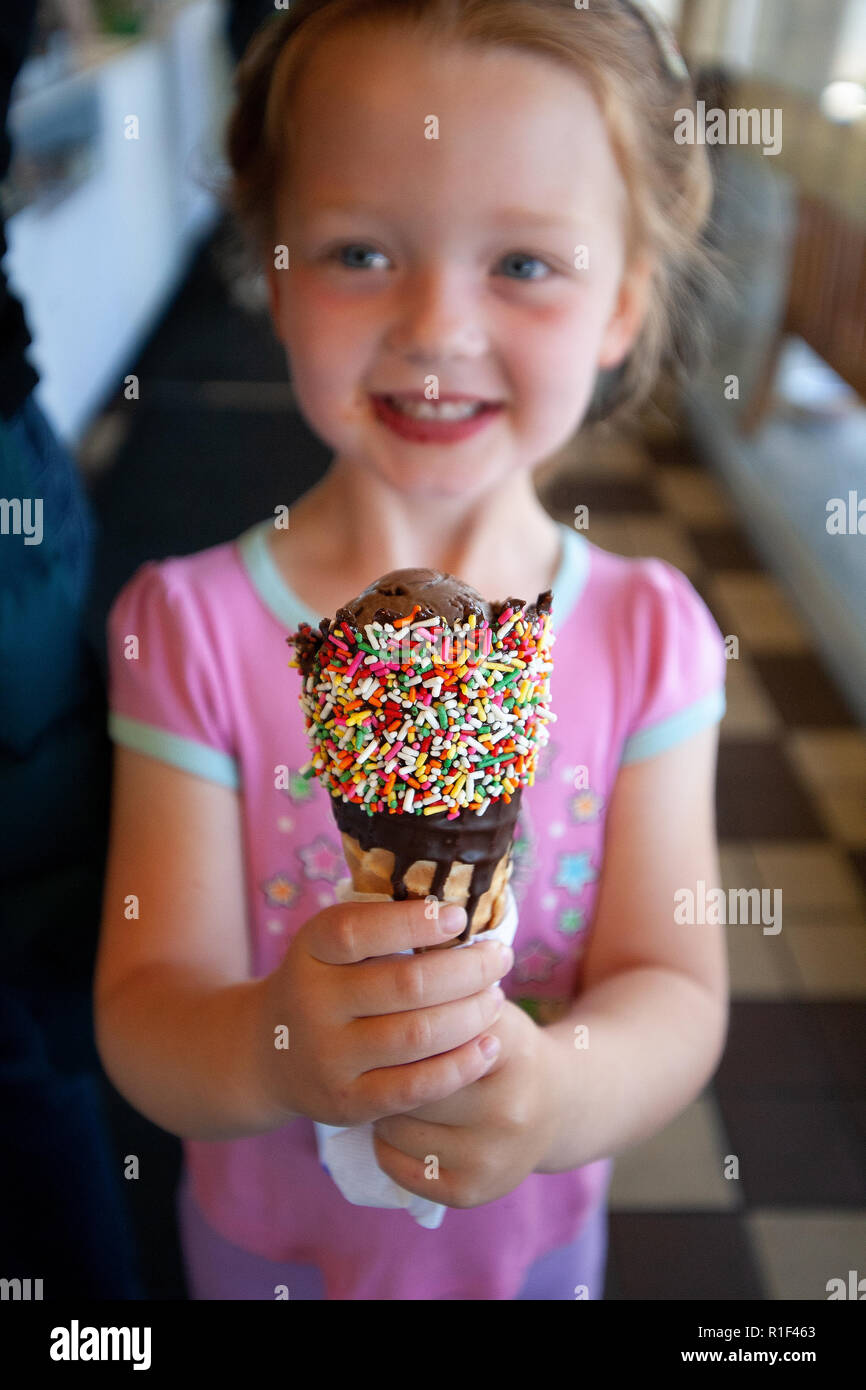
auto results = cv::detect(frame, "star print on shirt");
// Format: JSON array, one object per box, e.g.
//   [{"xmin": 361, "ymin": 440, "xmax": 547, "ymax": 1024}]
[
  {"xmin": 509, "ymin": 798, "xmax": 537, "ymax": 906},
  {"xmin": 512, "ymin": 941, "xmax": 561, "ymax": 985},
  {"xmin": 297, "ymin": 836, "xmax": 346, "ymax": 883},
  {"xmin": 557, "ymin": 906, "xmax": 586, "ymax": 936},
  {"xmin": 512, "ymin": 833, "xmax": 530, "ymax": 870},
  {"xmin": 570, "ymin": 790, "xmax": 604, "ymax": 823},
  {"xmin": 516, "ymin": 996, "xmax": 572, "ymax": 1026},
  {"xmin": 261, "ymin": 873, "xmax": 300, "ymax": 909},
  {"xmin": 533, "ymin": 737, "xmax": 558, "ymax": 781},
  {"xmin": 283, "ymin": 771, "xmax": 315, "ymax": 803},
  {"xmin": 554, "ymin": 851, "xmax": 599, "ymax": 896}
]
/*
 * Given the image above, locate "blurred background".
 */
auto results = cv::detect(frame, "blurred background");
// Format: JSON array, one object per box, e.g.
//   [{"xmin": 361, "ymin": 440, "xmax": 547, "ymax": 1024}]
[{"xmin": 1, "ymin": 0, "xmax": 864, "ymax": 1301}]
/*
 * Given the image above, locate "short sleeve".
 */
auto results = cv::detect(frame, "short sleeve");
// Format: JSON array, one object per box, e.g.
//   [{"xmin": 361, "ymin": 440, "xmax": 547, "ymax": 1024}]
[
  {"xmin": 106, "ymin": 561, "xmax": 239, "ymax": 789},
  {"xmin": 620, "ymin": 558, "xmax": 727, "ymax": 765}
]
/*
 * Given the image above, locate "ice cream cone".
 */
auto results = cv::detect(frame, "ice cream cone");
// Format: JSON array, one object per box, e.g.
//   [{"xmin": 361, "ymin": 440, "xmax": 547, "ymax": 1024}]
[{"xmin": 287, "ymin": 564, "xmax": 555, "ymax": 951}]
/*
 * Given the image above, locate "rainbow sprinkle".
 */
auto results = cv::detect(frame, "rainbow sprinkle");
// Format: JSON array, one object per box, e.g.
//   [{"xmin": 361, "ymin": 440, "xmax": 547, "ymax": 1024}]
[{"xmin": 287, "ymin": 601, "xmax": 556, "ymax": 819}]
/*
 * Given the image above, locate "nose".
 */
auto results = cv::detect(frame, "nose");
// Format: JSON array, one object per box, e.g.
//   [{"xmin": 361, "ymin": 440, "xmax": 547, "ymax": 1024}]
[{"xmin": 386, "ymin": 264, "xmax": 488, "ymax": 365}]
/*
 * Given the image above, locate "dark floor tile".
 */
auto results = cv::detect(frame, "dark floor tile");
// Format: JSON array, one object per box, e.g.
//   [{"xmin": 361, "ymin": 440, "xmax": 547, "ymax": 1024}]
[
  {"xmin": 715, "ymin": 1003, "xmax": 837, "ymax": 1091},
  {"xmin": 751, "ymin": 655, "xmax": 858, "ymax": 729},
  {"xmin": 848, "ymin": 850, "xmax": 866, "ymax": 896},
  {"xmin": 88, "ymin": 404, "xmax": 329, "ymax": 565},
  {"xmin": 714, "ymin": 1090, "xmax": 866, "ymax": 1205},
  {"xmin": 602, "ymin": 1249, "xmax": 624, "ymax": 1300},
  {"xmin": 716, "ymin": 742, "xmax": 826, "ymax": 838},
  {"xmin": 128, "ymin": 222, "xmax": 287, "ymax": 385},
  {"xmin": 540, "ymin": 475, "xmax": 663, "ymax": 516},
  {"xmin": 608, "ymin": 1213, "xmax": 764, "ymax": 1299},
  {"xmin": 643, "ymin": 436, "xmax": 703, "ymax": 469},
  {"xmin": 687, "ymin": 525, "xmax": 764, "ymax": 572},
  {"xmin": 807, "ymin": 1003, "xmax": 866, "ymax": 1089},
  {"xmin": 688, "ymin": 574, "xmax": 732, "ymax": 633},
  {"xmin": 840, "ymin": 1092, "xmax": 866, "ymax": 1150},
  {"xmin": 110, "ymin": 380, "xmax": 296, "ymax": 411},
  {"xmin": 86, "ymin": 403, "xmax": 332, "ymax": 668}
]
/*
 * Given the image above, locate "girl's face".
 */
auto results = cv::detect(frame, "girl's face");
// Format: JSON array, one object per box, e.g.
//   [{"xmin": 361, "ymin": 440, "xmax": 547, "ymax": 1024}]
[{"xmin": 267, "ymin": 23, "xmax": 651, "ymax": 500}]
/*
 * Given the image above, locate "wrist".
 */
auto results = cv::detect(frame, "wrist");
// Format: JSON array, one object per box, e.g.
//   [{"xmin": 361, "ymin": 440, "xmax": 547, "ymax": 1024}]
[
  {"xmin": 242, "ymin": 976, "xmax": 303, "ymax": 1131},
  {"xmin": 533, "ymin": 1027, "xmax": 580, "ymax": 1175}
]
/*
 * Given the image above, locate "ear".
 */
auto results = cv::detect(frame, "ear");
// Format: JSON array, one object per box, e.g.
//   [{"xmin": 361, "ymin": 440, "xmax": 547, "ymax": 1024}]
[{"xmin": 597, "ymin": 250, "xmax": 655, "ymax": 371}]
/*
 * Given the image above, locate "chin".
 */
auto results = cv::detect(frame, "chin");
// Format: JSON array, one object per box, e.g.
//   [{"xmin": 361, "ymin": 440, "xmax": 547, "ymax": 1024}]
[{"xmin": 380, "ymin": 459, "xmax": 494, "ymax": 501}]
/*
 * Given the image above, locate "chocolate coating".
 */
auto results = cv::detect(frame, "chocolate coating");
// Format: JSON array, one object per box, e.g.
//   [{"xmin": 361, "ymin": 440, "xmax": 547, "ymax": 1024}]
[{"xmin": 332, "ymin": 787, "xmax": 522, "ymax": 942}]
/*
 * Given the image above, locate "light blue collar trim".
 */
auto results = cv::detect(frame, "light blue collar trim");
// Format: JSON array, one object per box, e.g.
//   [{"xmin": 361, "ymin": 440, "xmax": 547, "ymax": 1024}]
[
  {"xmin": 237, "ymin": 518, "xmax": 322, "ymax": 630},
  {"xmin": 238, "ymin": 517, "xmax": 590, "ymax": 632},
  {"xmin": 549, "ymin": 522, "xmax": 590, "ymax": 631}
]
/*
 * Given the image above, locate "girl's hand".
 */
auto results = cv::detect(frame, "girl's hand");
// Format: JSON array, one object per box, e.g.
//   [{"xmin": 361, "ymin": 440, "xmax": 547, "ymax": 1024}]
[
  {"xmin": 371, "ymin": 1000, "xmax": 562, "ymax": 1208},
  {"xmin": 254, "ymin": 899, "xmax": 511, "ymax": 1128}
]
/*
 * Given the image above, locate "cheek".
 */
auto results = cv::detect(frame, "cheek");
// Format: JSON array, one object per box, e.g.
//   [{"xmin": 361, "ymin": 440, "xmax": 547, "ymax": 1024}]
[
  {"xmin": 514, "ymin": 325, "xmax": 594, "ymax": 405},
  {"xmin": 506, "ymin": 301, "xmax": 609, "ymax": 441},
  {"xmin": 515, "ymin": 308, "xmax": 604, "ymax": 400},
  {"xmin": 281, "ymin": 292, "xmax": 373, "ymax": 432},
  {"xmin": 280, "ymin": 276, "xmax": 371, "ymax": 378}
]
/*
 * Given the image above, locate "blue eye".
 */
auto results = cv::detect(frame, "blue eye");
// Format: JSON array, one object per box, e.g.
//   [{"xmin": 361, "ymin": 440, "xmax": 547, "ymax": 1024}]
[
  {"xmin": 327, "ymin": 245, "xmax": 553, "ymax": 278},
  {"xmin": 500, "ymin": 253, "xmax": 552, "ymax": 280},
  {"xmin": 332, "ymin": 244, "xmax": 389, "ymax": 270}
]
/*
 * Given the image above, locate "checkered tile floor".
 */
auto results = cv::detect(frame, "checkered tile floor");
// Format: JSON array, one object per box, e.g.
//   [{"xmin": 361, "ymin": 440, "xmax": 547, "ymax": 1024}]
[
  {"xmin": 538, "ymin": 398, "xmax": 866, "ymax": 1300},
  {"xmin": 85, "ymin": 224, "xmax": 866, "ymax": 1300}
]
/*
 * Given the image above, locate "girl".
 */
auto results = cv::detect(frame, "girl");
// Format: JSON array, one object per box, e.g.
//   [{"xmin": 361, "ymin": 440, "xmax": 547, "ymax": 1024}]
[{"xmin": 94, "ymin": 0, "xmax": 729, "ymax": 1301}]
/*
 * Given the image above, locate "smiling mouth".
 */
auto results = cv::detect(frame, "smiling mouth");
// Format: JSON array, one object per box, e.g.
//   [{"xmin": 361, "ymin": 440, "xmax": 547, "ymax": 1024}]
[{"xmin": 374, "ymin": 396, "xmax": 501, "ymax": 421}]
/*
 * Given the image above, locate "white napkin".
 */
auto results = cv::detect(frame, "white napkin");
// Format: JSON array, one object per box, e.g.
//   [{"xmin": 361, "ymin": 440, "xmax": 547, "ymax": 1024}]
[{"xmin": 314, "ymin": 882, "xmax": 519, "ymax": 1229}]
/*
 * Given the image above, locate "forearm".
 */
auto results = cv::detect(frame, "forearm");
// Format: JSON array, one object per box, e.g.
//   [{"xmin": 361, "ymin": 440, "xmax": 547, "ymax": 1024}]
[
  {"xmin": 537, "ymin": 966, "xmax": 728, "ymax": 1173},
  {"xmin": 94, "ymin": 965, "xmax": 299, "ymax": 1142}
]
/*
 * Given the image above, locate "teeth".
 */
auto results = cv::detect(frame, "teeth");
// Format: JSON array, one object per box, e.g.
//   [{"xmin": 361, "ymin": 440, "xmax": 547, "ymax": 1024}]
[{"xmin": 388, "ymin": 398, "xmax": 485, "ymax": 421}]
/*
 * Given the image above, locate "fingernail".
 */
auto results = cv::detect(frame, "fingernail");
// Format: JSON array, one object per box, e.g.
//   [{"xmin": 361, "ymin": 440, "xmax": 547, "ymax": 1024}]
[
  {"xmin": 440, "ymin": 905, "xmax": 467, "ymax": 934},
  {"xmin": 479, "ymin": 1034, "xmax": 500, "ymax": 1060},
  {"xmin": 497, "ymin": 943, "xmax": 514, "ymax": 970}
]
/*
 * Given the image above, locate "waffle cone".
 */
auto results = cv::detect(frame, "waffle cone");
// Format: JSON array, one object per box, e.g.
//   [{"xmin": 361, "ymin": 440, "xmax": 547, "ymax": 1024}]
[
  {"xmin": 340, "ymin": 833, "xmax": 514, "ymax": 946},
  {"xmin": 331, "ymin": 790, "xmax": 522, "ymax": 948}
]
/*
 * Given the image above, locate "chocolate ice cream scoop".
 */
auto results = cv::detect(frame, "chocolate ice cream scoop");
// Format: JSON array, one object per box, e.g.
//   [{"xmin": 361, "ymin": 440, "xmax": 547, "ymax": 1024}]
[
  {"xmin": 290, "ymin": 567, "xmax": 552, "ymax": 683},
  {"xmin": 336, "ymin": 568, "xmax": 491, "ymax": 629}
]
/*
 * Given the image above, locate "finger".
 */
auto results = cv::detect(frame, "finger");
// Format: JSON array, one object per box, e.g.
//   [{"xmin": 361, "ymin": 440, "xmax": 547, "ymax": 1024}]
[
  {"xmin": 352, "ymin": 985, "xmax": 505, "ymax": 1070},
  {"xmin": 307, "ymin": 898, "xmax": 468, "ymax": 965},
  {"xmin": 407, "ymin": 1085, "xmax": 483, "ymax": 1127},
  {"xmin": 372, "ymin": 1131, "xmax": 431, "ymax": 1200},
  {"xmin": 412, "ymin": 1003, "xmax": 516, "ymax": 1112},
  {"xmin": 399, "ymin": 1095, "xmax": 460, "ymax": 1125},
  {"xmin": 345, "ymin": 937, "xmax": 513, "ymax": 1018},
  {"xmin": 407, "ymin": 1021, "xmax": 506, "ymax": 1125},
  {"xmin": 355, "ymin": 1030, "xmax": 503, "ymax": 1119},
  {"xmin": 372, "ymin": 1131, "xmax": 467, "ymax": 1210},
  {"xmin": 372, "ymin": 1113, "xmax": 456, "ymax": 1161}
]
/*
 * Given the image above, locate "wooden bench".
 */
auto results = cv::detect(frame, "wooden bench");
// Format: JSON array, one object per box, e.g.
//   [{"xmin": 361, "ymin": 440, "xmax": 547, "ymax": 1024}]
[{"xmin": 741, "ymin": 193, "xmax": 866, "ymax": 433}]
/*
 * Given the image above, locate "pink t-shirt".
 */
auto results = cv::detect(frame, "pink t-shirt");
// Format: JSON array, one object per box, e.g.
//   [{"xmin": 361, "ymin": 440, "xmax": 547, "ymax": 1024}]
[{"xmin": 106, "ymin": 515, "xmax": 727, "ymax": 1300}]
